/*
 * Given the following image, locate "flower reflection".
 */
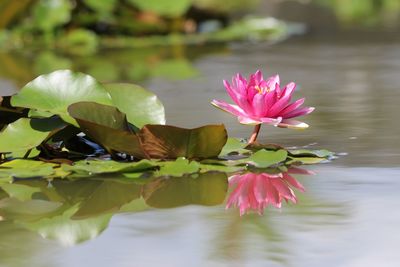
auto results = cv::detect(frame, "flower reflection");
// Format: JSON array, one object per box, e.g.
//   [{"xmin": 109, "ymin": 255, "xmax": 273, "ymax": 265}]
[{"xmin": 226, "ymin": 168, "xmax": 314, "ymax": 216}]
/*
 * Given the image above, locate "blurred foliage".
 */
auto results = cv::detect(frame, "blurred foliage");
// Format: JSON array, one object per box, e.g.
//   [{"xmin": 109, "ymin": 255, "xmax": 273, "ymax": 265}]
[
  {"xmin": 0, "ymin": 44, "xmax": 213, "ymax": 87},
  {"xmin": 0, "ymin": 0, "xmax": 278, "ymax": 52},
  {"xmin": 314, "ymin": 0, "xmax": 400, "ymax": 27}
]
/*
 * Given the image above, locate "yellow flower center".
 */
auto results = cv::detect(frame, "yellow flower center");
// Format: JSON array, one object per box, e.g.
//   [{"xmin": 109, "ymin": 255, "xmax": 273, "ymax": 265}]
[{"xmin": 255, "ymin": 85, "xmax": 271, "ymax": 94}]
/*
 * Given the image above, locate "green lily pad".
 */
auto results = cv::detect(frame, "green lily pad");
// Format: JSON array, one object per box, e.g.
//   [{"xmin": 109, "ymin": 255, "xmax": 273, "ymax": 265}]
[
  {"xmin": 142, "ymin": 172, "xmax": 228, "ymax": 208},
  {"xmin": 288, "ymin": 149, "xmax": 334, "ymax": 158},
  {"xmin": 11, "ymin": 70, "xmax": 112, "ymax": 125},
  {"xmin": 62, "ymin": 159, "xmax": 157, "ymax": 175},
  {"xmin": 139, "ymin": 124, "xmax": 227, "ymax": 159},
  {"xmin": 0, "ymin": 160, "xmax": 57, "ymax": 178},
  {"xmin": 0, "ymin": 118, "xmax": 64, "ymax": 153},
  {"xmin": 245, "ymin": 142, "xmax": 284, "ymax": 152},
  {"xmin": 104, "ymin": 83, "xmax": 165, "ymax": 129},
  {"xmin": 219, "ymin": 137, "xmax": 249, "ymax": 157},
  {"xmin": 68, "ymin": 102, "xmax": 145, "ymax": 158},
  {"xmin": 286, "ymin": 157, "xmax": 326, "ymax": 165},
  {"xmin": 198, "ymin": 163, "xmax": 243, "ymax": 173},
  {"xmin": 239, "ymin": 149, "xmax": 288, "ymax": 168},
  {"xmin": 157, "ymin": 157, "xmax": 200, "ymax": 177}
]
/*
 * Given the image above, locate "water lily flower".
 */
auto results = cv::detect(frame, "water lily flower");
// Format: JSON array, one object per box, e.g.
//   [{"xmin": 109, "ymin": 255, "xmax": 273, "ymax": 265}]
[
  {"xmin": 226, "ymin": 167, "xmax": 313, "ymax": 216},
  {"xmin": 212, "ymin": 70, "xmax": 314, "ymax": 143}
]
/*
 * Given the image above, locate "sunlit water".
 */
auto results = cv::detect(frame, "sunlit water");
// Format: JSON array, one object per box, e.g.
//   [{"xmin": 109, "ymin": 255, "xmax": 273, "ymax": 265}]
[{"xmin": 1, "ymin": 31, "xmax": 400, "ymax": 267}]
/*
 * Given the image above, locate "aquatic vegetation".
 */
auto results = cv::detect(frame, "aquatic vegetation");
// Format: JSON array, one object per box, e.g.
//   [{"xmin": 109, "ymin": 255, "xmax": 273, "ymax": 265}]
[
  {"xmin": 0, "ymin": 0, "xmax": 285, "ymax": 52},
  {"xmin": 226, "ymin": 167, "xmax": 312, "ymax": 216},
  {"xmin": 212, "ymin": 70, "xmax": 314, "ymax": 143},
  {"xmin": 0, "ymin": 69, "xmax": 333, "ymax": 218},
  {"xmin": 0, "ymin": 69, "xmax": 331, "ymax": 178}
]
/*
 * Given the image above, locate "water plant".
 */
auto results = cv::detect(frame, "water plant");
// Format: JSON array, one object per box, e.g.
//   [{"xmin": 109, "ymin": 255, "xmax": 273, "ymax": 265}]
[
  {"xmin": 212, "ymin": 70, "xmax": 314, "ymax": 143},
  {"xmin": 0, "ymin": 69, "xmax": 333, "ymax": 217}
]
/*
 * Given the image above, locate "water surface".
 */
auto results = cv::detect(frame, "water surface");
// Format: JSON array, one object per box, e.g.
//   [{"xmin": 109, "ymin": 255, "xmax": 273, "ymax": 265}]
[{"xmin": 1, "ymin": 30, "xmax": 400, "ymax": 267}]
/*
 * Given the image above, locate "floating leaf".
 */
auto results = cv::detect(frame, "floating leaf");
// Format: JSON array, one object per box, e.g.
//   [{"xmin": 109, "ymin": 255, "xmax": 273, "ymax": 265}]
[
  {"xmin": 157, "ymin": 157, "xmax": 200, "ymax": 177},
  {"xmin": 4, "ymin": 148, "xmax": 41, "ymax": 159},
  {"xmin": 0, "ymin": 117, "xmax": 64, "ymax": 153},
  {"xmin": 286, "ymin": 157, "xmax": 326, "ymax": 165},
  {"xmin": 245, "ymin": 142, "xmax": 284, "ymax": 152},
  {"xmin": 11, "ymin": 70, "xmax": 112, "ymax": 125},
  {"xmin": 239, "ymin": 149, "xmax": 288, "ymax": 168},
  {"xmin": 198, "ymin": 163, "xmax": 243, "ymax": 173},
  {"xmin": 68, "ymin": 102, "xmax": 144, "ymax": 157},
  {"xmin": 288, "ymin": 149, "xmax": 334, "ymax": 158},
  {"xmin": 142, "ymin": 172, "xmax": 228, "ymax": 208},
  {"xmin": 0, "ymin": 160, "xmax": 57, "ymax": 178},
  {"xmin": 139, "ymin": 124, "xmax": 227, "ymax": 159},
  {"xmin": 62, "ymin": 159, "xmax": 157, "ymax": 175},
  {"xmin": 104, "ymin": 83, "xmax": 165, "ymax": 128},
  {"xmin": 219, "ymin": 137, "xmax": 249, "ymax": 156}
]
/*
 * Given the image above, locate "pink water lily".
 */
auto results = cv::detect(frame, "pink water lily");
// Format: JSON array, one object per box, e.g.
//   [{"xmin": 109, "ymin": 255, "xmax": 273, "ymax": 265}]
[
  {"xmin": 212, "ymin": 70, "xmax": 314, "ymax": 143},
  {"xmin": 226, "ymin": 167, "xmax": 314, "ymax": 216}
]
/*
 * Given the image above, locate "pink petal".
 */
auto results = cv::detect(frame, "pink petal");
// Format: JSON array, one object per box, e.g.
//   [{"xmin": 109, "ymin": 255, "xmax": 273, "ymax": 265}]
[
  {"xmin": 223, "ymin": 80, "xmax": 240, "ymax": 104},
  {"xmin": 266, "ymin": 74, "xmax": 280, "ymax": 90},
  {"xmin": 277, "ymin": 119, "xmax": 309, "ymax": 129},
  {"xmin": 234, "ymin": 74, "xmax": 247, "ymax": 95},
  {"xmin": 254, "ymin": 70, "xmax": 263, "ymax": 83},
  {"xmin": 284, "ymin": 106, "xmax": 315, "ymax": 119},
  {"xmin": 211, "ymin": 100, "xmax": 247, "ymax": 117},
  {"xmin": 264, "ymin": 89, "xmax": 278, "ymax": 112},
  {"xmin": 252, "ymin": 93, "xmax": 267, "ymax": 117},
  {"xmin": 238, "ymin": 116, "xmax": 261, "ymax": 125},
  {"xmin": 260, "ymin": 116, "xmax": 282, "ymax": 125},
  {"xmin": 280, "ymin": 98, "xmax": 305, "ymax": 117},
  {"xmin": 267, "ymin": 83, "xmax": 296, "ymax": 117}
]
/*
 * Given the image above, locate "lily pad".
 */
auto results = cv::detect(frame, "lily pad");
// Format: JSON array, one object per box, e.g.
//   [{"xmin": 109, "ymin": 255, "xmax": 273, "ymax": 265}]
[
  {"xmin": 219, "ymin": 137, "xmax": 249, "ymax": 157},
  {"xmin": 139, "ymin": 124, "xmax": 227, "ymax": 159},
  {"xmin": 286, "ymin": 157, "xmax": 326, "ymax": 165},
  {"xmin": 288, "ymin": 149, "xmax": 334, "ymax": 158},
  {"xmin": 62, "ymin": 159, "xmax": 157, "ymax": 175},
  {"xmin": 0, "ymin": 160, "xmax": 57, "ymax": 178},
  {"xmin": 239, "ymin": 149, "xmax": 288, "ymax": 168},
  {"xmin": 11, "ymin": 70, "xmax": 112, "ymax": 125},
  {"xmin": 157, "ymin": 157, "xmax": 200, "ymax": 177},
  {"xmin": 0, "ymin": 118, "xmax": 64, "ymax": 153},
  {"xmin": 104, "ymin": 83, "xmax": 165, "ymax": 129},
  {"xmin": 198, "ymin": 163, "xmax": 243, "ymax": 173},
  {"xmin": 68, "ymin": 102, "xmax": 145, "ymax": 157}
]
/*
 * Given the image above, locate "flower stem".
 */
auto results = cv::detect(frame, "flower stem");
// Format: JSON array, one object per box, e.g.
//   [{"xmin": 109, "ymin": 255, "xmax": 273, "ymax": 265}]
[{"xmin": 248, "ymin": 124, "xmax": 261, "ymax": 144}]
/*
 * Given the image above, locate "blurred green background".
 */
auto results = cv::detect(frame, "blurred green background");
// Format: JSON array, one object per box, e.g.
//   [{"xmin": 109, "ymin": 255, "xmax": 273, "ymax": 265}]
[{"xmin": 0, "ymin": 0, "xmax": 399, "ymax": 90}]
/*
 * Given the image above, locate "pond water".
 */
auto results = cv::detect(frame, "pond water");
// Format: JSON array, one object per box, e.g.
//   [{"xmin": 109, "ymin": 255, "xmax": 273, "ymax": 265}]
[{"xmin": 1, "ymin": 13, "xmax": 400, "ymax": 267}]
